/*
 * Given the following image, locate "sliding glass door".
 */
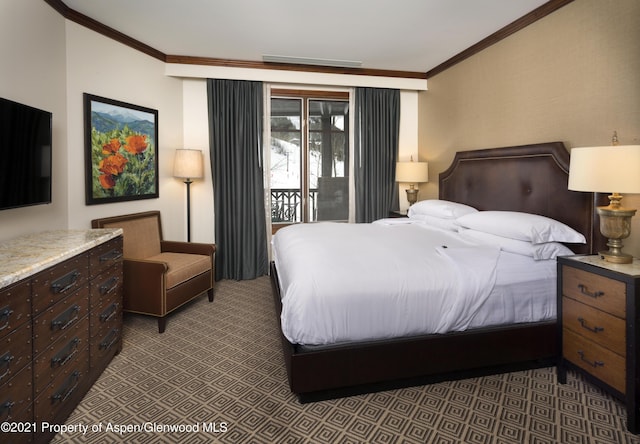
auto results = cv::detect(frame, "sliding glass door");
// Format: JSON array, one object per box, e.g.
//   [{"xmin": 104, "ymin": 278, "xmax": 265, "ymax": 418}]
[{"xmin": 270, "ymin": 91, "xmax": 349, "ymax": 230}]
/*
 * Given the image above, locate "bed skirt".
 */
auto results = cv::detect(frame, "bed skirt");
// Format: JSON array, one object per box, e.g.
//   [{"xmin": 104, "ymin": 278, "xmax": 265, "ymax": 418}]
[{"xmin": 270, "ymin": 261, "xmax": 559, "ymax": 402}]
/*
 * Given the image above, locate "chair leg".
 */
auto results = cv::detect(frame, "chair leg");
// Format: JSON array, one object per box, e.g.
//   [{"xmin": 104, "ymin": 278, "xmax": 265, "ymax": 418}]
[
  {"xmin": 208, "ymin": 287, "xmax": 214, "ymax": 302},
  {"xmin": 158, "ymin": 317, "xmax": 166, "ymax": 334}
]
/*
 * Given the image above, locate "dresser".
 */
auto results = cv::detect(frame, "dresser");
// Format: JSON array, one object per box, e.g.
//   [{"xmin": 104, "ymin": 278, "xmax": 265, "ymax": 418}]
[
  {"xmin": 0, "ymin": 229, "xmax": 123, "ymax": 443},
  {"xmin": 557, "ymin": 255, "xmax": 640, "ymax": 434}
]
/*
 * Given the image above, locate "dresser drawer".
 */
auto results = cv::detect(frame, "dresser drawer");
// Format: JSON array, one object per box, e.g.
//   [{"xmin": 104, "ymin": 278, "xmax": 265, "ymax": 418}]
[
  {"xmin": 563, "ymin": 296, "xmax": 625, "ymax": 356},
  {"xmin": 562, "ymin": 265, "xmax": 625, "ymax": 318},
  {"xmin": 1, "ymin": 322, "xmax": 32, "ymax": 382},
  {"xmin": 563, "ymin": 328, "xmax": 625, "ymax": 393},
  {"xmin": 0, "ymin": 279, "xmax": 31, "ymax": 339},
  {"xmin": 89, "ymin": 236, "xmax": 123, "ymax": 279},
  {"xmin": 33, "ymin": 330, "xmax": 89, "ymax": 394},
  {"xmin": 91, "ymin": 297, "xmax": 122, "ymax": 337},
  {"xmin": 0, "ymin": 363, "xmax": 33, "ymax": 444},
  {"xmin": 32, "ymin": 253, "xmax": 89, "ymax": 314},
  {"xmin": 33, "ymin": 357, "xmax": 89, "ymax": 424},
  {"xmin": 91, "ymin": 326, "xmax": 121, "ymax": 370},
  {"xmin": 33, "ymin": 286, "xmax": 89, "ymax": 355},
  {"xmin": 90, "ymin": 267, "xmax": 123, "ymax": 311},
  {"xmin": 0, "ymin": 363, "xmax": 33, "ymax": 422}
]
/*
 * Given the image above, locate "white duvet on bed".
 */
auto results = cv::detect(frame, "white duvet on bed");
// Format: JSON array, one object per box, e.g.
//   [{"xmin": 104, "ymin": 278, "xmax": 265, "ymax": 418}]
[{"xmin": 273, "ymin": 220, "xmax": 557, "ymax": 346}]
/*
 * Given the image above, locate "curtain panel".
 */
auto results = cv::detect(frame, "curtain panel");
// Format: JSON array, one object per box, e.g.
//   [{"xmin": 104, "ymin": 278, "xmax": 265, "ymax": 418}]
[
  {"xmin": 207, "ymin": 79, "xmax": 268, "ymax": 280},
  {"xmin": 354, "ymin": 88, "xmax": 400, "ymax": 223}
]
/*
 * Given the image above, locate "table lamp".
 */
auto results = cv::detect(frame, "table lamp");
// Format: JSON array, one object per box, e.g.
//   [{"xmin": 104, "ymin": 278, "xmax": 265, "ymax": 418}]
[
  {"xmin": 568, "ymin": 143, "xmax": 640, "ymax": 264},
  {"xmin": 396, "ymin": 158, "xmax": 429, "ymax": 206}
]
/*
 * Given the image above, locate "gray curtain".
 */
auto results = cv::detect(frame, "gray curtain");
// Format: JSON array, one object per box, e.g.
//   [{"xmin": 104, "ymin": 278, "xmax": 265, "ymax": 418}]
[
  {"xmin": 207, "ymin": 79, "xmax": 268, "ymax": 280},
  {"xmin": 354, "ymin": 88, "xmax": 400, "ymax": 223}
]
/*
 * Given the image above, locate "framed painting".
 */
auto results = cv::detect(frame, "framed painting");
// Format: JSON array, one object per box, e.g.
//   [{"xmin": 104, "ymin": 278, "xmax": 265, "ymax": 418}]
[{"xmin": 84, "ymin": 93, "xmax": 159, "ymax": 205}]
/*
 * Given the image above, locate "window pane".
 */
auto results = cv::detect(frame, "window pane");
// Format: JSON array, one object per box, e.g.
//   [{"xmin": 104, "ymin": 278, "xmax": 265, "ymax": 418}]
[
  {"xmin": 271, "ymin": 99, "xmax": 301, "ymax": 223},
  {"xmin": 310, "ymin": 100, "xmax": 349, "ymax": 222}
]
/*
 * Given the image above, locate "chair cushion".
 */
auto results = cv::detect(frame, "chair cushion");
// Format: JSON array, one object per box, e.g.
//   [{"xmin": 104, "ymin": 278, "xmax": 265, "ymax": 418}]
[{"xmin": 147, "ymin": 252, "xmax": 211, "ymax": 288}]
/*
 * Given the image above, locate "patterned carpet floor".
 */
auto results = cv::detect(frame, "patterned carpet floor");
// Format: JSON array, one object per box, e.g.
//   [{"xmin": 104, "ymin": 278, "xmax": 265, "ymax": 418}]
[{"xmin": 52, "ymin": 276, "xmax": 640, "ymax": 443}]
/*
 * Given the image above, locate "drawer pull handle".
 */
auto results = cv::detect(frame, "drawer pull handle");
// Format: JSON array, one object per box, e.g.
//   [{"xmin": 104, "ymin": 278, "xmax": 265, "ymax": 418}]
[
  {"xmin": 99, "ymin": 276, "xmax": 119, "ymax": 295},
  {"xmin": 100, "ymin": 303, "xmax": 119, "ymax": 323},
  {"xmin": 0, "ymin": 352, "xmax": 14, "ymax": 381},
  {"xmin": 51, "ymin": 370, "xmax": 81, "ymax": 404},
  {"xmin": 0, "ymin": 306, "xmax": 13, "ymax": 331},
  {"xmin": 51, "ymin": 337, "xmax": 81, "ymax": 368},
  {"xmin": 51, "ymin": 304, "xmax": 81, "ymax": 331},
  {"xmin": 578, "ymin": 350, "xmax": 604, "ymax": 368},
  {"xmin": 99, "ymin": 249, "xmax": 123, "ymax": 262},
  {"xmin": 0, "ymin": 401, "xmax": 15, "ymax": 421},
  {"xmin": 578, "ymin": 284, "xmax": 604, "ymax": 299},
  {"xmin": 51, "ymin": 270, "xmax": 81, "ymax": 294},
  {"xmin": 99, "ymin": 328, "xmax": 120, "ymax": 350},
  {"xmin": 578, "ymin": 317, "xmax": 604, "ymax": 333}
]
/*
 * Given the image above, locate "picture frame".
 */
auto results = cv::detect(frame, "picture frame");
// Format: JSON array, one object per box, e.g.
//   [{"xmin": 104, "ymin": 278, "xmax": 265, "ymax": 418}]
[{"xmin": 84, "ymin": 93, "xmax": 159, "ymax": 205}]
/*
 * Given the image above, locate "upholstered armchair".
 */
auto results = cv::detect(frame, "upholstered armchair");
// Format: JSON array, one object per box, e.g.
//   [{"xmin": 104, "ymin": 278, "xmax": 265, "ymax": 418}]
[{"xmin": 91, "ymin": 211, "xmax": 215, "ymax": 333}]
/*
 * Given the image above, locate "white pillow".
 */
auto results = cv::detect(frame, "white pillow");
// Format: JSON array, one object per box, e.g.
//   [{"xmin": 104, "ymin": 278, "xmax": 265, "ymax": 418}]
[
  {"xmin": 409, "ymin": 214, "xmax": 461, "ymax": 231},
  {"xmin": 408, "ymin": 199, "xmax": 478, "ymax": 219},
  {"xmin": 458, "ymin": 228, "xmax": 575, "ymax": 260},
  {"xmin": 456, "ymin": 211, "xmax": 586, "ymax": 245}
]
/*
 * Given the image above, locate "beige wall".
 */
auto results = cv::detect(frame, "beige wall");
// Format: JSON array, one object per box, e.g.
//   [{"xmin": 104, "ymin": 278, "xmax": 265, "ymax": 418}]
[
  {"xmin": 64, "ymin": 22, "xmax": 186, "ymax": 241},
  {"xmin": 419, "ymin": 0, "xmax": 640, "ymax": 256},
  {"xmin": 0, "ymin": 0, "xmax": 186, "ymax": 242},
  {"xmin": 0, "ymin": 0, "xmax": 68, "ymax": 239}
]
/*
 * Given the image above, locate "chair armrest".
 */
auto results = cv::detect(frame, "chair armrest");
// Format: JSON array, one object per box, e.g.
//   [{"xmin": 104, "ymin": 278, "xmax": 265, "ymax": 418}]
[
  {"xmin": 161, "ymin": 241, "xmax": 216, "ymax": 257},
  {"xmin": 124, "ymin": 258, "xmax": 168, "ymax": 274},
  {"xmin": 122, "ymin": 258, "xmax": 169, "ymax": 316}
]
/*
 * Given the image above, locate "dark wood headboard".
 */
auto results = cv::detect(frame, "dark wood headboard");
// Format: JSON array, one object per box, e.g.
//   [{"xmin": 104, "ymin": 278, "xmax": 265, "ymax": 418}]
[{"xmin": 439, "ymin": 142, "xmax": 603, "ymax": 255}]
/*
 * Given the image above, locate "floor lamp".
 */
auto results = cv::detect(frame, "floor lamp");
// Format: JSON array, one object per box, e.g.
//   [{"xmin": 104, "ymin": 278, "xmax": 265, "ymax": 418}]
[{"xmin": 173, "ymin": 149, "xmax": 204, "ymax": 242}]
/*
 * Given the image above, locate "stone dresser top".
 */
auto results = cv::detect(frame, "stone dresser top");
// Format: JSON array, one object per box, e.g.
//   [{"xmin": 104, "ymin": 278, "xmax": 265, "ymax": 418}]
[{"xmin": 0, "ymin": 229, "xmax": 123, "ymax": 289}]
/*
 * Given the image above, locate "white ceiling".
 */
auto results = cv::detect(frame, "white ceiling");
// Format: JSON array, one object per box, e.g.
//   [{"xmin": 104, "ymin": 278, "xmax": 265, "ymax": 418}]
[{"xmin": 62, "ymin": 0, "xmax": 550, "ymax": 73}]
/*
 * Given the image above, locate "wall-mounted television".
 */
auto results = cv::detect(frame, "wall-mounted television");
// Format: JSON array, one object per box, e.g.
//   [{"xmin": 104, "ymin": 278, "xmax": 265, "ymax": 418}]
[{"xmin": 0, "ymin": 97, "xmax": 52, "ymax": 210}]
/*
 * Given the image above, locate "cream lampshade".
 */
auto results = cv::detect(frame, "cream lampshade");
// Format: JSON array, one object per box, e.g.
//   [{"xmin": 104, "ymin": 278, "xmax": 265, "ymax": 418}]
[
  {"xmin": 568, "ymin": 144, "xmax": 640, "ymax": 263},
  {"xmin": 173, "ymin": 149, "xmax": 204, "ymax": 180},
  {"xmin": 174, "ymin": 149, "xmax": 204, "ymax": 241},
  {"xmin": 396, "ymin": 159, "xmax": 429, "ymax": 206}
]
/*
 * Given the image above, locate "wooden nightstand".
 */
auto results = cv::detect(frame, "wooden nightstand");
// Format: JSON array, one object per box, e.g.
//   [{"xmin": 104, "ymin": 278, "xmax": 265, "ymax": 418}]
[
  {"xmin": 557, "ymin": 255, "xmax": 640, "ymax": 434},
  {"xmin": 388, "ymin": 210, "xmax": 408, "ymax": 218}
]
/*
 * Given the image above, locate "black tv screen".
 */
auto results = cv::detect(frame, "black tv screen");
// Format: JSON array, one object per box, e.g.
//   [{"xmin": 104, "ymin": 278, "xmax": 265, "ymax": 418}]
[{"xmin": 0, "ymin": 97, "xmax": 52, "ymax": 210}]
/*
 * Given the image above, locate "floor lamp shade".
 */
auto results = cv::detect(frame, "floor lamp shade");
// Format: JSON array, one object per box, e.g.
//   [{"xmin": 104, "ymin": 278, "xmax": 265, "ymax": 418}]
[
  {"xmin": 568, "ymin": 145, "xmax": 640, "ymax": 263},
  {"xmin": 174, "ymin": 149, "xmax": 204, "ymax": 242},
  {"xmin": 173, "ymin": 149, "xmax": 204, "ymax": 180}
]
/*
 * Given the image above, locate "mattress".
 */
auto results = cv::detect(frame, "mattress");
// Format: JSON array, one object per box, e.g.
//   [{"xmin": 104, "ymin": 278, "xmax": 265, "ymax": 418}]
[{"xmin": 272, "ymin": 221, "xmax": 557, "ymax": 346}]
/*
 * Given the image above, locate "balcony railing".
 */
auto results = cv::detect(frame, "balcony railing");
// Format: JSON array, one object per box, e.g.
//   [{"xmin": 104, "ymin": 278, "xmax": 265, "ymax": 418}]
[{"xmin": 271, "ymin": 188, "xmax": 317, "ymax": 223}]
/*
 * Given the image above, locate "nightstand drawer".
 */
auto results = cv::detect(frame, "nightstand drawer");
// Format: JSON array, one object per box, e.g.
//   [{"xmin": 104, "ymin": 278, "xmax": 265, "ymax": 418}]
[
  {"xmin": 563, "ymin": 328, "xmax": 625, "ymax": 393},
  {"xmin": 562, "ymin": 265, "xmax": 625, "ymax": 318},
  {"xmin": 563, "ymin": 297, "xmax": 625, "ymax": 356}
]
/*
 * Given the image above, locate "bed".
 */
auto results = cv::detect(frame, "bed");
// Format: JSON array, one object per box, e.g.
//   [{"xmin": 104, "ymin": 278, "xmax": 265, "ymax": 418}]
[{"xmin": 270, "ymin": 141, "xmax": 604, "ymax": 402}]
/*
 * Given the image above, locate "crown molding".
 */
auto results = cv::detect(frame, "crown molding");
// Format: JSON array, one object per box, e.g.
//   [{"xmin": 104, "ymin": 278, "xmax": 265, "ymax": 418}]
[
  {"xmin": 43, "ymin": 0, "xmax": 165, "ymax": 61},
  {"xmin": 165, "ymin": 55, "xmax": 427, "ymax": 79},
  {"xmin": 43, "ymin": 0, "xmax": 426, "ymax": 80},
  {"xmin": 44, "ymin": 0, "xmax": 572, "ymax": 81}
]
